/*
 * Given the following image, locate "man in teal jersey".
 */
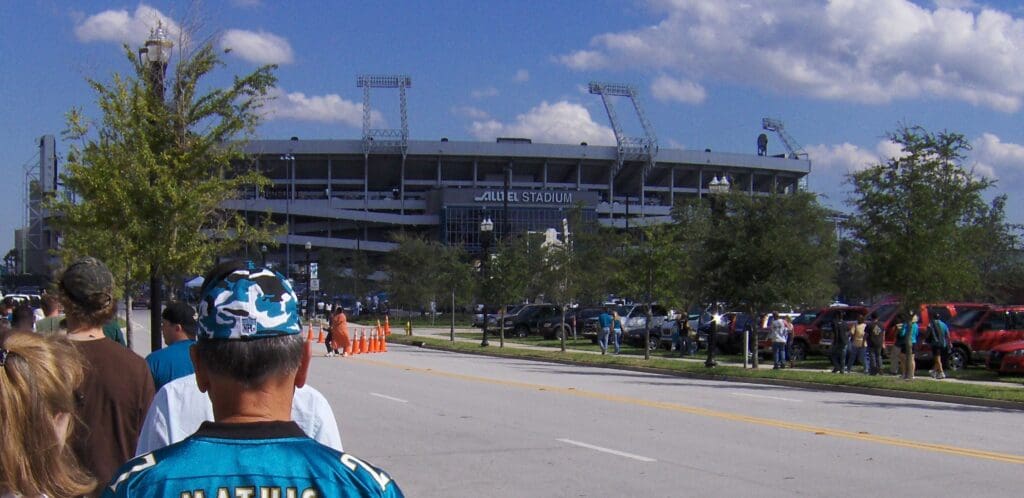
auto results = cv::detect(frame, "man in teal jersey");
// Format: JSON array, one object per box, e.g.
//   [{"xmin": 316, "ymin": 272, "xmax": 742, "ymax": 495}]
[{"xmin": 104, "ymin": 261, "xmax": 403, "ymax": 498}]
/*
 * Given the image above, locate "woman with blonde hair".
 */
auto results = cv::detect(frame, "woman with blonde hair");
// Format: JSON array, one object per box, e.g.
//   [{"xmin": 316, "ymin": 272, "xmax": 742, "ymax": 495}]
[{"xmin": 0, "ymin": 331, "xmax": 96, "ymax": 497}]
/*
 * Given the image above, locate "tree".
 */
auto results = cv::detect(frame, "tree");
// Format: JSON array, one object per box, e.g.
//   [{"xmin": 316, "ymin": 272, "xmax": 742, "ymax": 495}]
[
  {"xmin": 383, "ymin": 235, "xmax": 474, "ymax": 314},
  {"xmin": 53, "ymin": 40, "xmax": 278, "ymax": 303},
  {"xmin": 847, "ymin": 125, "xmax": 1014, "ymax": 310}
]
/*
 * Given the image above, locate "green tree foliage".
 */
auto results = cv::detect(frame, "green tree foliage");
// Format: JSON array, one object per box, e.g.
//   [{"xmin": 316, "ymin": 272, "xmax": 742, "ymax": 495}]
[
  {"xmin": 383, "ymin": 234, "xmax": 473, "ymax": 312},
  {"xmin": 691, "ymin": 190, "xmax": 836, "ymax": 313},
  {"xmin": 847, "ymin": 125, "xmax": 1018, "ymax": 308},
  {"xmin": 52, "ymin": 41, "xmax": 278, "ymax": 292}
]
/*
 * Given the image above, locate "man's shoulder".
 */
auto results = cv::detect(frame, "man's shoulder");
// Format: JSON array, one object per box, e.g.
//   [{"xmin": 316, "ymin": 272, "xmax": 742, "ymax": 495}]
[{"xmin": 104, "ymin": 438, "xmax": 401, "ymax": 497}]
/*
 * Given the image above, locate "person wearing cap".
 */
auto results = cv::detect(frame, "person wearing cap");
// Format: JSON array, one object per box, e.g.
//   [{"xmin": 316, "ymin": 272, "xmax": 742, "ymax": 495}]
[
  {"xmin": 59, "ymin": 256, "xmax": 155, "ymax": 497},
  {"xmin": 103, "ymin": 261, "xmax": 402, "ymax": 498},
  {"xmin": 145, "ymin": 301, "xmax": 198, "ymax": 391}
]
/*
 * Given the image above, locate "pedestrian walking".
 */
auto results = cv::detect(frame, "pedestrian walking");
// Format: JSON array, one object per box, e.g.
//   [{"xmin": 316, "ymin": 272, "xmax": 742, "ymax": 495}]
[
  {"xmin": 145, "ymin": 301, "xmax": 198, "ymax": 391},
  {"xmin": 848, "ymin": 317, "xmax": 868, "ymax": 373},
  {"xmin": 898, "ymin": 313, "xmax": 920, "ymax": 380},
  {"xmin": 770, "ymin": 312, "xmax": 787, "ymax": 369},
  {"xmin": 611, "ymin": 308, "xmax": 624, "ymax": 354},
  {"xmin": 597, "ymin": 307, "xmax": 612, "ymax": 355},
  {"xmin": 865, "ymin": 315, "xmax": 885, "ymax": 375},
  {"xmin": 329, "ymin": 306, "xmax": 350, "ymax": 356},
  {"xmin": 59, "ymin": 256, "xmax": 155, "ymax": 496},
  {"xmin": 830, "ymin": 315, "xmax": 849, "ymax": 373},
  {"xmin": 928, "ymin": 317, "xmax": 951, "ymax": 379},
  {"xmin": 0, "ymin": 332, "xmax": 96, "ymax": 498}
]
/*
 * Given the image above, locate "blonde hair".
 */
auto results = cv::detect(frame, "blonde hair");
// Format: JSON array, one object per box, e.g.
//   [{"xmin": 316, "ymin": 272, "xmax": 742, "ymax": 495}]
[{"xmin": 0, "ymin": 332, "xmax": 96, "ymax": 496}]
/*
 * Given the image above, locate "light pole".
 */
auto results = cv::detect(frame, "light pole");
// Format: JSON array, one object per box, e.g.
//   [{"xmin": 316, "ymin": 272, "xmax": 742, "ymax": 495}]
[
  {"xmin": 139, "ymin": 22, "xmax": 172, "ymax": 353},
  {"xmin": 304, "ymin": 241, "xmax": 312, "ymax": 320},
  {"xmin": 479, "ymin": 217, "xmax": 494, "ymax": 347},
  {"xmin": 705, "ymin": 175, "xmax": 729, "ymax": 368},
  {"xmin": 260, "ymin": 244, "xmax": 268, "ymax": 267},
  {"xmin": 280, "ymin": 154, "xmax": 295, "ymax": 279}
]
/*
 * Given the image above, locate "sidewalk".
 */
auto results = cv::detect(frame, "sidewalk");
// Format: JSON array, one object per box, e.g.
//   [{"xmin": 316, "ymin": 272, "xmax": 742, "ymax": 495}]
[{"xmin": 406, "ymin": 326, "xmax": 1020, "ymax": 391}]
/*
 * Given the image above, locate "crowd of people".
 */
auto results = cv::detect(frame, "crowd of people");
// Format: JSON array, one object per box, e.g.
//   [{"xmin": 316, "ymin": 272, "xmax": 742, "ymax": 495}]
[
  {"xmin": 825, "ymin": 312, "xmax": 951, "ymax": 379},
  {"xmin": 0, "ymin": 257, "xmax": 403, "ymax": 497}
]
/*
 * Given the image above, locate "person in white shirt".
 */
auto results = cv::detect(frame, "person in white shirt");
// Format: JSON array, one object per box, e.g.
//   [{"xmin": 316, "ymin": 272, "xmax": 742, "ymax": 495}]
[{"xmin": 134, "ymin": 373, "xmax": 342, "ymax": 456}]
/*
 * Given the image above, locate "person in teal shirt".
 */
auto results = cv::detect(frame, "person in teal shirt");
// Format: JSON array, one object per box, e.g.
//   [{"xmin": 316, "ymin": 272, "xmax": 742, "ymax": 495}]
[{"xmin": 144, "ymin": 302, "xmax": 197, "ymax": 391}]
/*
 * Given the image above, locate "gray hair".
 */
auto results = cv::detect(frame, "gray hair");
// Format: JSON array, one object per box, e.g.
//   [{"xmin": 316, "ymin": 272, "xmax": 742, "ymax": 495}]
[{"xmin": 193, "ymin": 334, "xmax": 305, "ymax": 388}]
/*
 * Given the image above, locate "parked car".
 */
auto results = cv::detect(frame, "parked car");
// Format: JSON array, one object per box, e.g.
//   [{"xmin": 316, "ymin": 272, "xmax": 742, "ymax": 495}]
[
  {"xmin": 618, "ymin": 304, "xmax": 669, "ymax": 351},
  {"xmin": 484, "ymin": 305, "xmax": 525, "ymax": 329},
  {"xmin": 539, "ymin": 306, "xmax": 604, "ymax": 340},
  {"xmin": 985, "ymin": 340, "xmax": 1024, "ymax": 375},
  {"xmin": 658, "ymin": 312, "xmax": 701, "ymax": 354},
  {"xmin": 131, "ymin": 293, "xmax": 151, "ymax": 309},
  {"xmin": 947, "ymin": 305, "xmax": 1024, "ymax": 370},
  {"xmin": 761, "ymin": 305, "xmax": 868, "ymax": 361},
  {"xmin": 865, "ymin": 301, "xmax": 990, "ymax": 369},
  {"xmin": 490, "ymin": 304, "xmax": 561, "ymax": 338}
]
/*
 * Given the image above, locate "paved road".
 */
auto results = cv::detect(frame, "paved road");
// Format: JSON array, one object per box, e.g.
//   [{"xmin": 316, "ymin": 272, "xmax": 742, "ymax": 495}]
[{"xmin": 311, "ymin": 343, "xmax": 1024, "ymax": 497}]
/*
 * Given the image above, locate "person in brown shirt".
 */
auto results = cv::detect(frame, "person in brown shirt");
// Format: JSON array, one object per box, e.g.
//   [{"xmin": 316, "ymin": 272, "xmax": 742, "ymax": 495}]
[{"xmin": 58, "ymin": 257, "xmax": 155, "ymax": 496}]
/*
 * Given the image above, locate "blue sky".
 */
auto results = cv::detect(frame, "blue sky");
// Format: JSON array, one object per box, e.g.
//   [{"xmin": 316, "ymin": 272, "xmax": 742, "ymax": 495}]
[{"xmin": 3, "ymin": 0, "xmax": 1024, "ymax": 254}]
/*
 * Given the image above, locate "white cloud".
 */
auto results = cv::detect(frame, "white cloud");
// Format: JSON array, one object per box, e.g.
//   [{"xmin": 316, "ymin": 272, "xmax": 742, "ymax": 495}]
[
  {"xmin": 74, "ymin": 4, "xmax": 180, "ymax": 45},
  {"xmin": 468, "ymin": 101, "xmax": 616, "ymax": 146},
  {"xmin": 471, "ymin": 87, "xmax": 499, "ymax": 99},
  {"xmin": 220, "ymin": 29, "xmax": 294, "ymax": 65},
  {"xmin": 650, "ymin": 75, "xmax": 706, "ymax": 104},
  {"xmin": 970, "ymin": 132, "xmax": 1024, "ymax": 180},
  {"xmin": 263, "ymin": 88, "xmax": 382, "ymax": 128},
  {"xmin": 558, "ymin": 0, "xmax": 1024, "ymax": 111},
  {"xmin": 514, "ymin": 69, "xmax": 530, "ymax": 82},
  {"xmin": 451, "ymin": 106, "xmax": 490, "ymax": 120}
]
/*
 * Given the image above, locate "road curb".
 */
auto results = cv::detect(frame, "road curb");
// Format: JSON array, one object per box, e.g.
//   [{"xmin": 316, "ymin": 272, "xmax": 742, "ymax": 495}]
[{"xmin": 402, "ymin": 339, "xmax": 1024, "ymax": 412}]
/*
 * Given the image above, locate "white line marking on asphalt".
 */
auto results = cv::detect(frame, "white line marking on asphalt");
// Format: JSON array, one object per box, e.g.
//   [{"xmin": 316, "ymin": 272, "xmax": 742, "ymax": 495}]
[
  {"xmin": 557, "ymin": 438, "xmax": 657, "ymax": 462},
  {"xmin": 370, "ymin": 392, "xmax": 408, "ymax": 403},
  {"xmin": 731, "ymin": 392, "xmax": 803, "ymax": 402}
]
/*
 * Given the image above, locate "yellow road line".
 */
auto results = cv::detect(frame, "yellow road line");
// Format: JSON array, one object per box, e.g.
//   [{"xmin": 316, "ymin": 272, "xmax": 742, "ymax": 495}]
[{"xmin": 358, "ymin": 357, "xmax": 1024, "ymax": 465}]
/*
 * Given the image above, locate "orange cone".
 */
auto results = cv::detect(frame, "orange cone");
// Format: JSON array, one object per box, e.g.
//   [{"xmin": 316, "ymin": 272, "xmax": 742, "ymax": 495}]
[
  {"xmin": 371, "ymin": 329, "xmax": 381, "ymax": 353},
  {"xmin": 384, "ymin": 316, "xmax": 391, "ymax": 336},
  {"xmin": 316, "ymin": 323, "xmax": 325, "ymax": 344},
  {"xmin": 360, "ymin": 330, "xmax": 368, "ymax": 355},
  {"xmin": 349, "ymin": 330, "xmax": 359, "ymax": 355},
  {"xmin": 306, "ymin": 323, "xmax": 313, "ymax": 342},
  {"xmin": 381, "ymin": 331, "xmax": 388, "ymax": 352}
]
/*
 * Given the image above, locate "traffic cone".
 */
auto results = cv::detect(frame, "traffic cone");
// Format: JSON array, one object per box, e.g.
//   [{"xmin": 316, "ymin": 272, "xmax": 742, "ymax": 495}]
[
  {"xmin": 306, "ymin": 323, "xmax": 313, "ymax": 342},
  {"xmin": 316, "ymin": 324, "xmax": 324, "ymax": 344},
  {"xmin": 371, "ymin": 329, "xmax": 381, "ymax": 353},
  {"xmin": 360, "ymin": 330, "xmax": 368, "ymax": 355},
  {"xmin": 381, "ymin": 330, "xmax": 388, "ymax": 352},
  {"xmin": 384, "ymin": 316, "xmax": 391, "ymax": 336},
  {"xmin": 351, "ymin": 330, "xmax": 362, "ymax": 355}
]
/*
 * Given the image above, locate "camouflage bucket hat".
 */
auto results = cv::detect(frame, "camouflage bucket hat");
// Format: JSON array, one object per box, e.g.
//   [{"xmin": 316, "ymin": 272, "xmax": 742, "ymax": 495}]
[
  {"xmin": 59, "ymin": 256, "xmax": 114, "ymax": 310},
  {"xmin": 196, "ymin": 261, "xmax": 301, "ymax": 340}
]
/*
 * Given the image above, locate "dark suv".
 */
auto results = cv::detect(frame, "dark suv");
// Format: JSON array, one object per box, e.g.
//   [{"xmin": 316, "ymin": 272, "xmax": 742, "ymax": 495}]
[
  {"xmin": 539, "ymin": 306, "xmax": 604, "ymax": 340},
  {"xmin": 493, "ymin": 304, "xmax": 562, "ymax": 338}
]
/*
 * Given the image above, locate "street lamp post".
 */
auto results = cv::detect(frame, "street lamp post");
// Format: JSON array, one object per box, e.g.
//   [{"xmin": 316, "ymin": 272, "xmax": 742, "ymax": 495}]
[
  {"xmin": 139, "ymin": 22, "xmax": 173, "ymax": 353},
  {"xmin": 304, "ymin": 241, "xmax": 312, "ymax": 320},
  {"xmin": 280, "ymin": 154, "xmax": 295, "ymax": 279},
  {"xmin": 479, "ymin": 217, "xmax": 494, "ymax": 347},
  {"xmin": 705, "ymin": 175, "xmax": 730, "ymax": 368}
]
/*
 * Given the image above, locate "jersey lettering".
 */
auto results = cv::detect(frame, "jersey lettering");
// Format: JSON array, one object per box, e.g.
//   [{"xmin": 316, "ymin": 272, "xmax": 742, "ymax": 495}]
[
  {"xmin": 341, "ymin": 454, "xmax": 392, "ymax": 492},
  {"xmin": 181, "ymin": 492, "xmax": 206, "ymax": 498},
  {"xmin": 109, "ymin": 454, "xmax": 157, "ymax": 492},
  {"xmin": 300, "ymin": 490, "xmax": 318, "ymax": 498},
  {"xmin": 260, "ymin": 487, "xmax": 282, "ymax": 498},
  {"xmin": 236, "ymin": 486, "xmax": 256, "ymax": 498}
]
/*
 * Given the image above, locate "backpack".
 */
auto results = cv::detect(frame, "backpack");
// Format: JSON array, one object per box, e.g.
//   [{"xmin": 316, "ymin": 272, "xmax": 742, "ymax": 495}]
[{"xmin": 867, "ymin": 323, "xmax": 883, "ymax": 347}]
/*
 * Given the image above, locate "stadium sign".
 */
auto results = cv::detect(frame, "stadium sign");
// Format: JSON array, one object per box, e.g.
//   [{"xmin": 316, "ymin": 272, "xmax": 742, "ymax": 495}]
[{"xmin": 473, "ymin": 190, "xmax": 575, "ymax": 204}]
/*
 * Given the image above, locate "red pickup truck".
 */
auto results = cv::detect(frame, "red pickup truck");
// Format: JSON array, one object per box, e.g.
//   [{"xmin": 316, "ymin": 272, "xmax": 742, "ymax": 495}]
[
  {"xmin": 947, "ymin": 305, "xmax": 1024, "ymax": 371},
  {"xmin": 760, "ymin": 306, "xmax": 867, "ymax": 360}
]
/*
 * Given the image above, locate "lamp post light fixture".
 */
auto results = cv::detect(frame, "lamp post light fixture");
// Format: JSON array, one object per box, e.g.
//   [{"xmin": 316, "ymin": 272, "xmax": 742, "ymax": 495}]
[
  {"xmin": 139, "ymin": 22, "xmax": 173, "ymax": 354},
  {"xmin": 479, "ymin": 217, "xmax": 494, "ymax": 347},
  {"xmin": 705, "ymin": 175, "xmax": 729, "ymax": 368}
]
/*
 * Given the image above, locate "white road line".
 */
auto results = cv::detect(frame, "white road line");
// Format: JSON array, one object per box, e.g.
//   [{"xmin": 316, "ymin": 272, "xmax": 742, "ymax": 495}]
[
  {"xmin": 731, "ymin": 392, "xmax": 803, "ymax": 403},
  {"xmin": 557, "ymin": 438, "xmax": 657, "ymax": 462},
  {"xmin": 370, "ymin": 392, "xmax": 408, "ymax": 403}
]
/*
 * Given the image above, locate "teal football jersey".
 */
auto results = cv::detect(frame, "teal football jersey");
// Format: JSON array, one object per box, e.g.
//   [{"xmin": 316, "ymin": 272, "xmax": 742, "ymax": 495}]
[{"xmin": 103, "ymin": 421, "xmax": 403, "ymax": 498}]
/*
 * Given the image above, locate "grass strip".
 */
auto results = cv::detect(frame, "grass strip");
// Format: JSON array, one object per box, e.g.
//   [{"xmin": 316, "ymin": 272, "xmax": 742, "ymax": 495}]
[{"xmin": 389, "ymin": 334, "xmax": 1024, "ymax": 405}]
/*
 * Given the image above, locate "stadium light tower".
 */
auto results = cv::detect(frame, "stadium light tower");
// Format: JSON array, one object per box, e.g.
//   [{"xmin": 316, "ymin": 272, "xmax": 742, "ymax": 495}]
[{"xmin": 588, "ymin": 82, "xmax": 658, "ymax": 223}]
